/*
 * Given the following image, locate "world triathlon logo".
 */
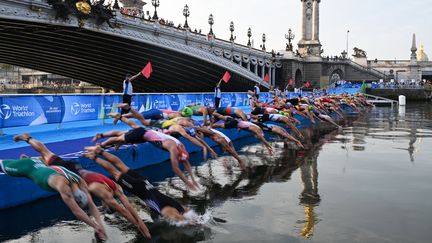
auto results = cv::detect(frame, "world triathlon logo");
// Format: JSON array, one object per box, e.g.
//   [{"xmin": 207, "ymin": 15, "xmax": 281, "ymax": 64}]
[
  {"xmin": 0, "ymin": 104, "xmax": 12, "ymax": 120},
  {"xmin": 71, "ymin": 102, "xmax": 81, "ymax": 115}
]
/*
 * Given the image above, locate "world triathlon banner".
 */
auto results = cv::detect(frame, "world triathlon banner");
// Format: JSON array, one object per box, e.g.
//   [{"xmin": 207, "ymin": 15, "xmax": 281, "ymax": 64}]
[{"xmin": 0, "ymin": 93, "xmax": 273, "ymax": 128}]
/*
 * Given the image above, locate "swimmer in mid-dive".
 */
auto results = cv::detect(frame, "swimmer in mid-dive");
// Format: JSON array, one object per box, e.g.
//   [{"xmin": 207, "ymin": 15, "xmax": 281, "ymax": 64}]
[
  {"xmin": 211, "ymin": 113, "xmax": 273, "ymax": 155},
  {"xmin": 215, "ymin": 106, "xmax": 248, "ymax": 121},
  {"xmin": 84, "ymin": 145, "xmax": 191, "ymax": 222},
  {"xmin": 176, "ymin": 118, "xmax": 246, "ymax": 169},
  {"xmin": 92, "ymin": 118, "xmax": 199, "ymax": 190},
  {"xmin": 252, "ymin": 122, "xmax": 305, "ymax": 149},
  {"xmin": 250, "ymin": 113, "xmax": 304, "ymax": 139},
  {"xmin": 109, "ymin": 110, "xmax": 217, "ymax": 160},
  {"xmin": 117, "ymin": 103, "xmax": 183, "ymax": 122},
  {"xmin": 0, "ymin": 156, "xmax": 107, "ymax": 240},
  {"xmin": 13, "ymin": 133, "xmax": 151, "ymax": 238},
  {"xmin": 182, "ymin": 103, "xmax": 214, "ymax": 126}
]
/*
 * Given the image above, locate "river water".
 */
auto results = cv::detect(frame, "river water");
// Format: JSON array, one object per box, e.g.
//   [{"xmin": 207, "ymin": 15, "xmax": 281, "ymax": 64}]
[{"xmin": 1, "ymin": 103, "xmax": 432, "ymax": 243}]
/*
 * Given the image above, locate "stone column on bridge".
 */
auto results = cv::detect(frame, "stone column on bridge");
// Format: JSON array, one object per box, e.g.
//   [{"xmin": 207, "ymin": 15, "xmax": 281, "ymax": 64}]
[
  {"xmin": 312, "ymin": 0, "xmax": 320, "ymax": 41},
  {"xmin": 261, "ymin": 65, "xmax": 265, "ymax": 80},
  {"xmin": 247, "ymin": 60, "xmax": 251, "ymax": 71},
  {"xmin": 255, "ymin": 64, "xmax": 258, "ymax": 76},
  {"xmin": 298, "ymin": 0, "xmax": 321, "ymax": 57},
  {"xmin": 301, "ymin": 0, "xmax": 307, "ymax": 40},
  {"xmin": 410, "ymin": 33, "xmax": 418, "ymax": 63}
]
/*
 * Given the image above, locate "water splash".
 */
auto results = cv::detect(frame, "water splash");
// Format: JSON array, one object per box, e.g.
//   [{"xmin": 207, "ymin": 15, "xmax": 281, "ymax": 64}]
[{"xmin": 168, "ymin": 209, "xmax": 214, "ymax": 227}]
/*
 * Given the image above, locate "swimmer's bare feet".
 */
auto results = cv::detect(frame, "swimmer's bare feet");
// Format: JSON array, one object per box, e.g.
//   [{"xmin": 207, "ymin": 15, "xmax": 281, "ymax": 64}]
[
  {"xmin": 92, "ymin": 133, "xmax": 103, "ymax": 143},
  {"xmin": 108, "ymin": 112, "xmax": 121, "ymax": 125},
  {"xmin": 13, "ymin": 133, "xmax": 31, "ymax": 142},
  {"xmin": 85, "ymin": 145, "xmax": 104, "ymax": 155},
  {"xmin": 83, "ymin": 151, "xmax": 96, "ymax": 160}
]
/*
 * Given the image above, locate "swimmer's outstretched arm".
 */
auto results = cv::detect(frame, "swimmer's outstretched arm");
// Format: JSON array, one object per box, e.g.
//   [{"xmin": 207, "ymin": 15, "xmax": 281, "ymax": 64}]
[
  {"xmin": 53, "ymin": 178, "xmax": 107, "ymax": 240},
  {"xmin": 114, "ymin": 188, "xmax": 151, "ymax": 238}
]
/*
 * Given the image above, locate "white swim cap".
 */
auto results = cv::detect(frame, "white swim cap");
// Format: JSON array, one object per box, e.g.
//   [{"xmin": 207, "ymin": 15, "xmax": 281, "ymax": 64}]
[{"xmin": 73, "ymin": 189, "xmax": 88, "ymax": 209}]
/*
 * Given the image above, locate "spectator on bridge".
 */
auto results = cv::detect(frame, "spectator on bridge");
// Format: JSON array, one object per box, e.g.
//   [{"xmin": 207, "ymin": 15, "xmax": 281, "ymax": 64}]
[{"xmin": 122, "ymin": 72, "xmax": 141, "ymax": 114}]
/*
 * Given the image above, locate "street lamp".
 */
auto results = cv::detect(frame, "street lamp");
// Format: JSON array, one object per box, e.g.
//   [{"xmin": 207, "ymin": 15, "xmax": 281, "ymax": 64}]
[
  {"xmin": 229, "ymin": 21, "xmax": 235, "ymax": 42},
  {"xmin": 208, "ymin": 14, "xmax": 214, "ymax": 36},
  {"xmin": 285, "ymin": 28, "xmax": 295, "ymax": 51},
  {"xmin": 183, "ymin": 4, "xmax": 190, "ymax": 29},
  {"xmin": 346, "ymin": 30, "xmax": 350, "ymax": 57},
  {"xmin": 247, "ymin": 27, "xmax": 252, "ymax": 47},
  {"xmin": 151, "ymin": 0, "xmax": 160, "ymax": 20},
  {"xmin": 262, "ymin": 33, "xmax": 266, "ymax": 51},
  {"xmin": 113, "ymin": 0, "xmax": 120, "ymax": 10}
]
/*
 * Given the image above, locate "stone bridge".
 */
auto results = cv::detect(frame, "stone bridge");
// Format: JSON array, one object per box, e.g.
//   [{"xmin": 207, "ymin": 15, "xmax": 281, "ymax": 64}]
[
  {"xmin": 0, "ymin": 0, "xmax": 385, "ymax": 92},
  {"xmin": 277, "ymin": 55, "xmax": 384, "ymax": 88},
  {"xmin": 0, "ymin": 0, "xmax": 280, "ymax": 92}
]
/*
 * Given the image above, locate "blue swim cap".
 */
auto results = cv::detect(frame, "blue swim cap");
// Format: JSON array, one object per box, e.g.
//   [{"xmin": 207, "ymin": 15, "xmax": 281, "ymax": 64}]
[{"xmin": 185, "ymin": 127, "xmax": 197, "ymax": 137}]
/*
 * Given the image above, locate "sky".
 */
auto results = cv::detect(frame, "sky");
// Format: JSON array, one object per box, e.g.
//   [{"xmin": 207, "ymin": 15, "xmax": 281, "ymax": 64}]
[{"xmin": 129, "ymin": 0, "xmax": 431, "ymax": 60}]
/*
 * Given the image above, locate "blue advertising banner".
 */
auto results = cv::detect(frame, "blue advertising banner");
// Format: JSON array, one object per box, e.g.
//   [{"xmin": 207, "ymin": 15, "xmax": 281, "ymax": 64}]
[
  {"xmin": 202, "ymin": 94, "xmax": 214, "ymax": 107},
  {"xmin": 34, "ymin": 96, "xmax": 64, "ymax": 124},
  {"xmin": 234, "ymin": 93, "xmax": 247, "ymax": 107},
  {"xmin": 62, "ymin": 95, "xmax": 102, "ymax": 122},
  {"xmin": 102, "ymin": 95, "xmax": 122, "ymax": 119},
  {"xmin": 178, "ymin": 94, "xmax": 199, "ymax": 109},
  {"xmin": 0, "ymin": 96, "xmax": 3, "ymax": 128},
  {"xmin": 0, "ymin": 92, "xmax": 259, "ymax": 128},
  {"xmin": 0, "ymin": 96, "xmax": 45, "ymax": 127},
  {"xmin": 220, "ymin": 94, "xmax": 233, "ymax": 107},
  {"xmin": 167, "ymin": 94, "xmax": 181, "ymax": 111}
]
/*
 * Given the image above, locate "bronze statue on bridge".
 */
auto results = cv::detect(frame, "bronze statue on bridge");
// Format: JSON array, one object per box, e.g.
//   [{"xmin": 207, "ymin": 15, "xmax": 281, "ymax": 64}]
[{"xmin": 352, "ymin": 47, "xmax": 367, "ymax": 58}]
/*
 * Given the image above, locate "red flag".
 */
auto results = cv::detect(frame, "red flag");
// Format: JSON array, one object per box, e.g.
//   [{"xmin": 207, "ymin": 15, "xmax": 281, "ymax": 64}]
[
  {"xmin": 305, "ymin": 81, "xmax": 311, "ymax": 88},
  {"xmin": 264, "ymin": 73, "xmax": 269, "ymax": 82},
  {"xmin": 141, "ymin": 62, "xmax": 153, "ymax": 79},
  {"xmin": 222, "ymin": 71, "xmax": 231, "ymax": 83},
  {"xmin": 289, "ymin": 79, "xmax": 293, "ymax": 85}
]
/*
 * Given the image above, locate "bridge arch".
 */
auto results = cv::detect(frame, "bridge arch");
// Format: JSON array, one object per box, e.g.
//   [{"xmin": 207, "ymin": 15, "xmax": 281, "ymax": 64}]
[
  {"xmin": 0, "ymin": 0, "xmax": 276, "ymax": 92},
  {"xmin": 329, "ymin": 68, "xmax": 344, "ymax": 85}
]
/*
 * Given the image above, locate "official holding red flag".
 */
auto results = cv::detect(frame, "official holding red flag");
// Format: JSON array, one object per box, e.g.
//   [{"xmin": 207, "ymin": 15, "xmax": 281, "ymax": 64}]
[
  {"xmin": 215, "ymin": 71, "xmax": 230, "ymax": 108},
  {"xmin": 121, "ymin": 62, "xmax": 153, "ymax": 114},
  {"xmin": 121, "ymin": 72, "xmax": 140, "ymax": 114}
]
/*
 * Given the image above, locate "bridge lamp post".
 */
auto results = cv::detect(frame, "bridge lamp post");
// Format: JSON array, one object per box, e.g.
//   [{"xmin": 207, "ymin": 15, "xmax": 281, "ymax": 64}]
[
  {"xmin": 285, "ymin": 28, "xmax": 295, "ymax": 52},
  {"xmin": 247, "ymin": 27, "xmax": 252, "ymax": 47},
  {"xmin": 113, "ymin": 0, "xmax": 120, "ymax": 10},
  {"xmin": 152, "ymin": 0, "xmax": 160, "ymax": 20},
  {"xmin": 262, "ymin": 33, "xmax": 266, "ymax": 51},
  {"xmin": 346, "ymin": 30, "xmax": 350, "ymax": 57},
  {"xmin": 183, "ymin": 4, "xmax": 190, "ymax": 29},
  {"xmin": 229, "ymin": 21, "xmax": 235, "ymax": 42},
  {"xmin": 208, "ymin": 14, "xmax": 214, "ymax": 36}
]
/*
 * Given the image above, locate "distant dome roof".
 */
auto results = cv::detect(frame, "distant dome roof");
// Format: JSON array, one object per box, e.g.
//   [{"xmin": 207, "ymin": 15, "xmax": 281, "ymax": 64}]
[{"xmin": 417, "ymin": 44, "xmax": 429, "ymax": 61}]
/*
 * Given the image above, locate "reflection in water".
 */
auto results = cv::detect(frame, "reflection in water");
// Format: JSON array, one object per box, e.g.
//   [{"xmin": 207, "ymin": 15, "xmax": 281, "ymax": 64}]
[
  {"xmin": 297, "ymin": 129, "xmax": 341, "ymax": 239},
  {"xmin": 0, "ymin": 116, "xmax": 366, "ymax": 243},
  {"xmin": 346, "ymin": 104, "xmax": 432, "ymax": 163}
]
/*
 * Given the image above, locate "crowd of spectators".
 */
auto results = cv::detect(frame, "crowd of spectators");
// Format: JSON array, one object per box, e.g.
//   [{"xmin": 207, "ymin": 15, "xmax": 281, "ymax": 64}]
[{"xmin": 119, "ymin": 7, "xmax": 202, "ymax": 33}]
